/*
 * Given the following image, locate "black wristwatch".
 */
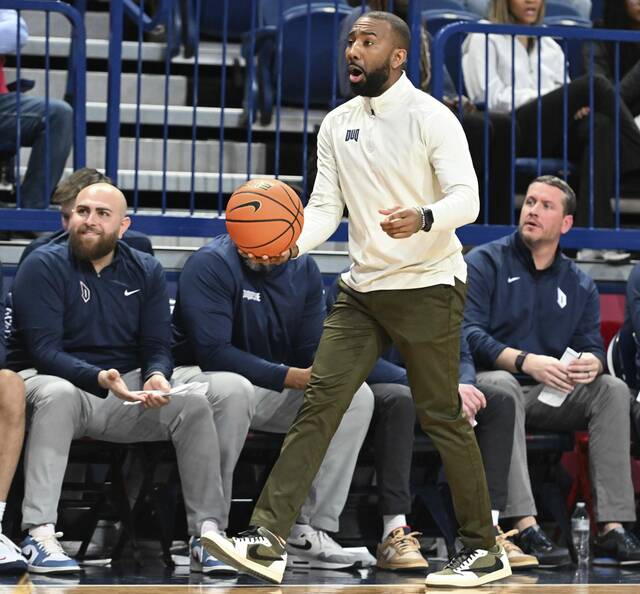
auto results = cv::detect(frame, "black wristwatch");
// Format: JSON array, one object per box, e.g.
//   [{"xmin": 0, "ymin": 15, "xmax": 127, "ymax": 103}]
[
  {"xmin": 422, "ymin": 208, "xmax": 434, "ymax": 232},
  {"xmin": 515, "ymin": 351, "xmax": 529, "ymax": 373}
]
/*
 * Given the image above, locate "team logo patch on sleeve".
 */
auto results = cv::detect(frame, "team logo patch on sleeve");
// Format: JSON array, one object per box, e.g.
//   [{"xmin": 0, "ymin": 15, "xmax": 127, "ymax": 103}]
[
  {"xmin": 80, "ymin": 281, "xmax": 91, "ymax": 303},
  {"xmin": 345, "ymin": 129, "xmax": 360, "ymax": 142}
]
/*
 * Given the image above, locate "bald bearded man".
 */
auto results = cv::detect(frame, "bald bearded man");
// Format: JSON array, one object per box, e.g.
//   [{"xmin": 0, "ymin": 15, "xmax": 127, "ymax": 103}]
[{"xmin": 7, "ymin": 183, "xmax": 229, "ymax": 574}]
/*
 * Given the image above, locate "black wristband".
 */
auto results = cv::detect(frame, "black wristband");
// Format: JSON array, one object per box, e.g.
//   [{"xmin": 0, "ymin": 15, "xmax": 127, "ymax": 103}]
[
  {"xmin": 515, "ymin": 351, "xmax": 529, "ymax": 373},
  {"xmin": 422, "ymin": 208, "xmax": 434, "ymax": 232}
]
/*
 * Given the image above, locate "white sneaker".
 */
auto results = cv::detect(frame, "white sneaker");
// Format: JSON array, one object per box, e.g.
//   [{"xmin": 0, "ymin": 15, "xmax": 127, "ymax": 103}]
[
  {"xmin": 20, "ymin": 532, "xmax": 80, "ymax": 574},
  {"xmin": 0, "ymin": 533, "xmax": 28, "ymax": 574},
  {"xmin": 286, "ymin": 525, "xmax": 375, "ymax": 570}
]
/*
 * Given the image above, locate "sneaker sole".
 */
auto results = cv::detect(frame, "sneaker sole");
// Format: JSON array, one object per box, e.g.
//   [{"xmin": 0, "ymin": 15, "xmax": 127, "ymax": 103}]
[
  {"xmin": 376, "ymin": 559, "xmax": 429, "ymax": 571},
  {"xmin": 0, "ymin": 560, "xmax": 28, "ymax": 574},
  {"xmin": 286, "ymin": 554, "xmax": 357, "ymax": 571},
  {"xmin": 201, "ymin": 532, "xmax": 284, "ymax": 584},
  {"xmin": 425, "ymin": 565, "xmax": 512, "ymax": 587},
  {"xmin": 190, "ymin": 557, "xmax": 239, "ymax": 575},
  {"xmin": 27, "ymin": 564, "xmax": 81, "ymax": 574},
  {"xmin": 593, "ymin": 556, "xmax": 640, "ymax": 566},
  {"xmin": 508, "ymin": 558, "xmax": 539, "ymax": 569}
]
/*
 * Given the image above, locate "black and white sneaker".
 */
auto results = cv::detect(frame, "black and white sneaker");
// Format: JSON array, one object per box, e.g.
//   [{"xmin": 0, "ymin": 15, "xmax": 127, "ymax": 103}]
[
  {"xmin": 286, "ymin": 525, "xmax": 375, "ymax": 569},
  {"xmin": 201, "ymin": 526, "xmax": 286, "ymax": 584},
  {"xmin": 425, "ymin": 544, "xmax": 511, "ymax": 587}
]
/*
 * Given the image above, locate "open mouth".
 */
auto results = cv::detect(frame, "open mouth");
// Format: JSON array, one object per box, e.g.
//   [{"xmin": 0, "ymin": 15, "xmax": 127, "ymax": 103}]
[{"xmin": 348, "ymin": 64, "xmax": 364, "ymax": 84}]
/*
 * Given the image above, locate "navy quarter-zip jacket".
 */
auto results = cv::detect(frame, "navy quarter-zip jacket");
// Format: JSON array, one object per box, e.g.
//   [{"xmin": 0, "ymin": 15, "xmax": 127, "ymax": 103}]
[
  {"xmin": 8, "ymin": 241, "xmax": 172, "ymax": 395},
  {"xmin": 464, "ymin": 231, "xmax": 604, "ymax": 371},
  {"xmin": 172, "ymin": 234, "xmax": 326, "ymax": 392}
]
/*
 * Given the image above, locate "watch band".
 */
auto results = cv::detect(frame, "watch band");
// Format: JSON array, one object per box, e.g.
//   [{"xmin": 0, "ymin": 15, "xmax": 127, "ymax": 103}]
[
  {"xmin": 515, "ymin": 351, "xmax": 529, "ymax": 373},
  {"xmin": 422, "ymin": 208, "xmax": 434, "ymax": 232}
]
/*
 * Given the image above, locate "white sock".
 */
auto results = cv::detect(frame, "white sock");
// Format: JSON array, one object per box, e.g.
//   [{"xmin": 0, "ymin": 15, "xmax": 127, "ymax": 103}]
[
  {"xmin": 382, "ymin": 514, "xmax": 406, "ymax": 540},
  {"xmin": 29, "ymin": 524, "xmax": 55, "ymax": 539},
  {"xmin": 0, "ymin": 501, "xmax": 5, "ymax": 530},
  {"xmin": 491, "ymin": 510, "xmax": 500, "ymax": 527},
  {"xmin": 200, "ymin": 519, "xmax": 219, "ymax": 537}
]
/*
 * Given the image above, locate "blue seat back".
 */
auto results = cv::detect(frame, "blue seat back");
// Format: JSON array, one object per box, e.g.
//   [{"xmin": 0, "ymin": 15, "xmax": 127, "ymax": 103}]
[{"xmin": 279, "ymin": 3, "xmax": 352, "ymax": 108}]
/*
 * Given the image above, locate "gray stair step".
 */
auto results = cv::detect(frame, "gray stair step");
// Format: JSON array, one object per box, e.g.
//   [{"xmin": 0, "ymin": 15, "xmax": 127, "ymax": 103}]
[
  {"xmin": 4, "ymin": 68, "xmax": 187, "ymax": 105},
  {"xmin": 24, "ymin": 37, "xmax": 243, "ymax": 66},
  {"xmin": 19, "ymin": 136, "xmax": 267, "ymax": 174},
  {"xmin": 85, "ymin": 102, "xmax": 326, "ymax": 132},
  {"xmin": 22, "ymin": 10, "xmax": 110, "ymax": 40}
]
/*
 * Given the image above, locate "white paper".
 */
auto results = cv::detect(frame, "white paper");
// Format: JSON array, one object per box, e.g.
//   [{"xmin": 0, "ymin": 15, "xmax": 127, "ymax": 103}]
[
  {"xmin": 537, "ymin": 347, "xmax": 581, "ymax": 407},
  {"xmin": 123, "ymin": 381, "xmax": 209, "ymax": 405}
]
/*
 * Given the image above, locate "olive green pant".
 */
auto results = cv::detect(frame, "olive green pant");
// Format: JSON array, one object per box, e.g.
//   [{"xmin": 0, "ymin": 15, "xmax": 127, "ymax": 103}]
[{"xmin": 251, "ymin": 279, "xmax": 495, "ymax": 549}]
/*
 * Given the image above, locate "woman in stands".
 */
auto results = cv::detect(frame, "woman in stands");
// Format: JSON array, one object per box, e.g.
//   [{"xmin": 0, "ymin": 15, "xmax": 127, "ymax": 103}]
[
  {"xmin": 591, "ymin": 0, "xmax": 640, "ymax": 120},
  {"xmin": 462, "ymin": 0, "xmax": 640, "ymax": 232}
]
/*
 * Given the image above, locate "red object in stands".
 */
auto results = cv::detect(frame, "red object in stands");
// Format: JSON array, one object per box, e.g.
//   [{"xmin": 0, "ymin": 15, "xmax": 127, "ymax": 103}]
[{"xmin": 600, "ymin": 294, "xmax": 626, "ymax": 349}]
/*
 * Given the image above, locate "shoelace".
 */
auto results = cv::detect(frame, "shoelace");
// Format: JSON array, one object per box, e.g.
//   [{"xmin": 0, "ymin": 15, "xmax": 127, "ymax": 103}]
[
  {"xmin": 615, "ymin": 529, "xmax": 640, "ymax": 549},
  {"xmin": 528, "ymin": 527, "xmax": 554, "ymax": 548},
  {"xmin": 33, "ymin": 532, "xmax": 67, "ymax": 556},
  {"xmin": 236, "ymin": 529, "xmax": 267, "ymax": 545},
  {"xmin": 443, "ymin": 547, "xmax": 481, "ymax": 571},
  {"xmin": 389, "ymin": 530, "xmax": 422, "ymax": 553},
  {"xmin": 496, "ymin": 528, "xmax": 523, "ymax": 553},
  {"xmin": 315, "ymin": 529, "xmax": 342, "ymax": 552}
]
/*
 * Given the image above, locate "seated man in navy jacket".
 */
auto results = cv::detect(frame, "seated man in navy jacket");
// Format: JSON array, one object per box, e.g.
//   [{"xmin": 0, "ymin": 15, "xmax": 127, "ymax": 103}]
[
  {"xmin": 0, "ymin": 262, "xmax": 27, "ymax": 574},
  {"xmin": 464, "ymin": 175, "xmax": 640, "ymax": 565},
  {"xmin": 19, "ymin": 168, "xmax": 153, "ymax": 265},
  {"xmin": 172, "ymin": 233, "xmax": 376, "ymax": 570},
  {"xmin": 460, "ymin": 332, "xmax": 571, "ymax": 568},
  {"xmin": 8, "ymin": 183, "xmax": 227, "ymax": 575}
]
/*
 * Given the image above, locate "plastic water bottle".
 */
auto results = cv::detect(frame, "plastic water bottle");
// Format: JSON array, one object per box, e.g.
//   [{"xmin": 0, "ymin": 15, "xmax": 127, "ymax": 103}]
[{"xmin": 571, "ymin": 502, "xmax": 590, "ymax": 566}]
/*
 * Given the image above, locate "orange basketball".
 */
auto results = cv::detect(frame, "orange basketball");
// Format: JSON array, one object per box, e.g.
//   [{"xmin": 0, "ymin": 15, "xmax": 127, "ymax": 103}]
[{"xmin": 225, "ymin": 178, "xmax": 304, "ymax": 257}]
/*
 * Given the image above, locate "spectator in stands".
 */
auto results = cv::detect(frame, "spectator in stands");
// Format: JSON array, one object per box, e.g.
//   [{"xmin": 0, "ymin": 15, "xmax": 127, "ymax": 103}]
[
  {"xmin": 0, "ymin": 262, "xmax": 28, "ymax": 574},
  {"xmin": 592, "ymin": 0, "xmax": 640, "ymax": 122},
  {"xmin": 203, "ymin": 12, "xmax": 511, "ymax": 589},
  {"xmin": 171, "ymin": 233, "xmax": 377, "ymax": 571},
  {"xmin": 336, "ymin": 0, "xmax": 513, "ymax": 224},
  {"xmin": 464, "ymin": 174, "xmax": 640, "ymax": 566},
  {"xmin": 7, "ymin": 183, "xmax": 229, "ymax": 575},
  {"xmin": 19, "ymin": 168, "xmax": 154, "ymax": 264},
  {"xmin": 464, "ymin": 0, "xmax": 592, "ymax": 19},
  {"xmin": 462, "ymin": 0, "xmax": 640, "ymax": 231},
  {"xmin": 0, "ymin": 10, "xmax": 72, "ymax": 209}
]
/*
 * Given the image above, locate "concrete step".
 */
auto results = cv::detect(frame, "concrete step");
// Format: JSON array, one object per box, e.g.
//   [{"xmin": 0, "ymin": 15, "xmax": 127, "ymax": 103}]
[
  {"xmin": 22, "ymin": 9, "xmax": 110, "ymax": 40},
  {"xmin": 19, "ymin": 136, "xmax": 267, "ymax": 174},
  {"xmin": 85, "ymin": 102, "xmax": 326, "ymax": 132},
  {"xmin": 23, "ymin": 37, "xmax": 243, "ymax": 67},
  {"xmin": 5, "ymin": 68, "xmax": 187, "ymax": 105}
]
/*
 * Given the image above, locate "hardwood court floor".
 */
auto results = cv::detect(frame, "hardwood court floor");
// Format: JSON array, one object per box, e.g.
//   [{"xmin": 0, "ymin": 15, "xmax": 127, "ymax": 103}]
[{"xmin": 3, "ymin": 562, "xmax": 640, "ymax": 594}]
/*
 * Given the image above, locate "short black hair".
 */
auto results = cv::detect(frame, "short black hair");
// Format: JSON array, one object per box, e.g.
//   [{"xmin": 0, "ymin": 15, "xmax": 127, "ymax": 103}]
[
  {"xmin": 358, "ymin": 10, "xmax": 411, "ymax": 51},
  {"xmin": 531, "ymin": 175, "xmax": 577, "ymax": 216}
]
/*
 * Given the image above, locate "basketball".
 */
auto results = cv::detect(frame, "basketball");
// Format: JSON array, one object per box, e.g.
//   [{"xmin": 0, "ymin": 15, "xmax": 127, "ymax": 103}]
[{"xmin": 225, "ymin": 178, "xmax": 304, "ymax": 257}]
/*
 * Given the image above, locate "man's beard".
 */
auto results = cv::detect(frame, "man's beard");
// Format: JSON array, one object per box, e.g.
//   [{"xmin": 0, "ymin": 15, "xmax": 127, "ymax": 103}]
[
  {"xmin": 242, "ymin": 257, "xmax": 276, "ymax": 274},
  {"xmin": 349, "ymin": 60, "xmax": 391, "ymax": 97},
  {"xmin": 70, "ymin": 226, "xmax": 119, "ymax": 262}
]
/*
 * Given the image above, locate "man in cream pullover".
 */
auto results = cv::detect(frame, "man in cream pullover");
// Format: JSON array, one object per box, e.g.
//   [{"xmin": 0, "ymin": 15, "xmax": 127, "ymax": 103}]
[{"xmin": 203, "ymin": 11, "xmax": 510, "ymax": 588}]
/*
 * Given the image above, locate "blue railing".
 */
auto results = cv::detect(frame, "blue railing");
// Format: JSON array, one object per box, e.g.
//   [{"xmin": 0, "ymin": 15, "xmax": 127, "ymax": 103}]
[
  {"xmin": 2, "ymin": 1, "xmax": 640, "ymax": 250},
  {"xmin": 432, "ymin": 21, "xmax": 640, "ymax": 250},
  {"xmin": 0, "ymin": 0, "xmax": 85, "ymax": 230}
]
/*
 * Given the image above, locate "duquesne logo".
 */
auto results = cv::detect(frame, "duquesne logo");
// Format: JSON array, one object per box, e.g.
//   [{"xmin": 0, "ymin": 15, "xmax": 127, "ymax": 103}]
[
  {"xmin": 80, "ymin": 281, "xmax": 91, "ymax": 303},
  {"xmin": 243, "ymin": 289, "xmax": 261, "ymax": 302},
  {"xmin": 345, "ymin": 129, "xmax": 360, "ymax": 142}
]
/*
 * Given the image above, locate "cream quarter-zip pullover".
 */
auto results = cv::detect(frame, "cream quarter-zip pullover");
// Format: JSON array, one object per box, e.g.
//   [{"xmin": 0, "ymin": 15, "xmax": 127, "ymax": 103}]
[{"xmin": 296, "ymin": 72, "xmax": 479, "ymax": 292}]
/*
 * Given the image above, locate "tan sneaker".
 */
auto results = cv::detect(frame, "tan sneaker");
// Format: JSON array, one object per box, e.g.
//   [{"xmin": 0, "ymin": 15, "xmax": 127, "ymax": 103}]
[
  {"xmin": 376, "ymin": 526, "xmax": 428, "ymax": 571},
  {"xmin": 496, "ymin": 527, "xmax": 539, "ymax": 569}
]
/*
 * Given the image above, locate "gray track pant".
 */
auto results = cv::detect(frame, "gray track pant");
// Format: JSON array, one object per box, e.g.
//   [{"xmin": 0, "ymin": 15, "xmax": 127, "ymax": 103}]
[
  {"xmin": 172, "ymin": 366, "xmax": 374, "ymax": 533},
  {"xmin": 477, "ymin": 371, "xmax": 635, "ymax": 522},
  {"xmin": 20, "ymin": 369, "xmax": 225, "ymax": 535}
]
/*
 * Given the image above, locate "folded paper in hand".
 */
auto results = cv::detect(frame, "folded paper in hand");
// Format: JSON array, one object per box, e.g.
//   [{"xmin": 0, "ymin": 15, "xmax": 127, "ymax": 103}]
[{"xmin": 537, "ymin": 347, "xmax": 581, "ymax": 407}]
